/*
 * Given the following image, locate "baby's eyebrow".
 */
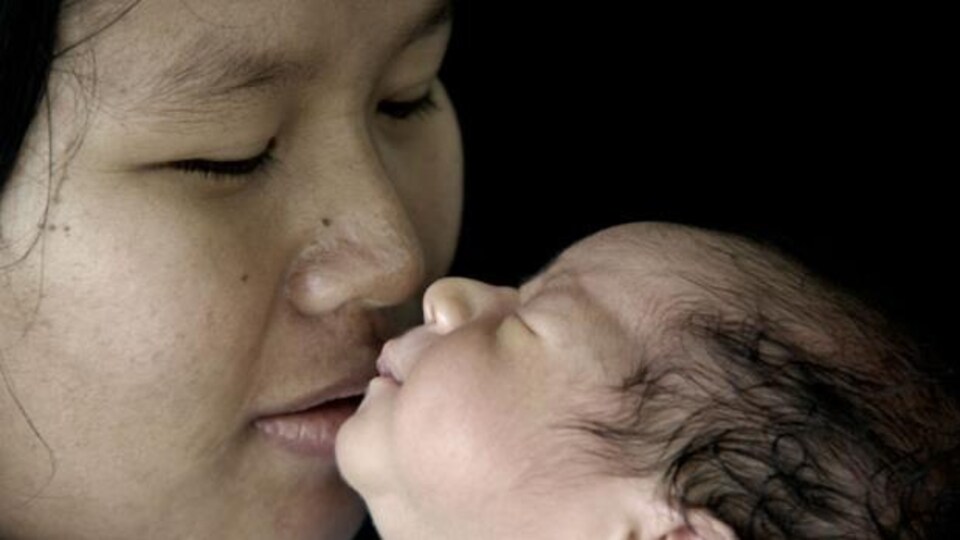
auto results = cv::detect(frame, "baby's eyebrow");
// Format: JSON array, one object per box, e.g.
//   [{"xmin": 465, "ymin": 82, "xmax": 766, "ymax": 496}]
[
  {"xmin": 518, "ymin": 252, "xmax": 564, "ymax": 289},
  {"xmin": 133, "ymin": 0, "xmax": 453, "ymax": 122}
]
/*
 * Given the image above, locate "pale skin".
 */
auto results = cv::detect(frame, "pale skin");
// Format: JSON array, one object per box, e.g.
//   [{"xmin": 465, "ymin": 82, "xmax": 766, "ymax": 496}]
[
  {"xmin": 0, "ymin": 0, "xmax": 461, "ymax": 538},
  {"xmin": 336, "ymin": 223, "xmax": 740, "ymax": 540}
]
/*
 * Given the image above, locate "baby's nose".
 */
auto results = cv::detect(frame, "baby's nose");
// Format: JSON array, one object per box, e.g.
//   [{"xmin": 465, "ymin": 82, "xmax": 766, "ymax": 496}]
[{"xmin": 422, "ymin": 278, "xmax": 519, "ymax": 333}]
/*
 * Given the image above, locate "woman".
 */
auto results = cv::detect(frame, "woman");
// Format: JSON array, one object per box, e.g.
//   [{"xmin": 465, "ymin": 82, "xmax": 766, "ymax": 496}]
[{"xmin": 1, "ymin": 0, "xmax": 462, "ymax": 538}]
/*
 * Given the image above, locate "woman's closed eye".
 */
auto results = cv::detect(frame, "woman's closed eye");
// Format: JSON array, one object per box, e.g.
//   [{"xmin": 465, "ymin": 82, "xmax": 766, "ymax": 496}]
[
  {"xmin": 377, "ymin": 87, "xmax": 438, "ymax": 120},
  {"xmin": 170, "ymin": 139, "xmax": 277, "ymax": 182},
  {"xmin": 169, "ymin": 86, "xmax": 439, "ymax": 182}
]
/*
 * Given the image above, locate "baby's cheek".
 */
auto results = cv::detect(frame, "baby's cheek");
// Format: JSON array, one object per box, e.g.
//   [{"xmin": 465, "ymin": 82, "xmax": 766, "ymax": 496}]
[{"xmin": 393, "ymin": 375, "xmax": 514, "ymax": 510}]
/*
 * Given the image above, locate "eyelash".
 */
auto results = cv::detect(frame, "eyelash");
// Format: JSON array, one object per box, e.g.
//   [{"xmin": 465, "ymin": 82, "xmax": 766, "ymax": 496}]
[
  {"xmin": 171, "ymin": 90, "xmax": 438, "ymax": 181},
  {"xmin": 509, "ymin": 312, "xmax": 538, "ymax": 336},
  {"xmin": 171, "ymin": 139, "xmax": 276, "ymax": 181},
  {"xmin": 378, "ymin": 88, "xmax": 439, "ymax": 120}
]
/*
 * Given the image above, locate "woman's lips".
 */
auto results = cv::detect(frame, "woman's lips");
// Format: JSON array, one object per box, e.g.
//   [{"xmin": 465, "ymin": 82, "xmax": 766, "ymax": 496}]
[
  {"xmin": 254, "ymin": 396, "xmax": 363, "ymax": 458},
  {"xmin": 253, "ymin": 378, "xmax": 370, "ymax": 458}
]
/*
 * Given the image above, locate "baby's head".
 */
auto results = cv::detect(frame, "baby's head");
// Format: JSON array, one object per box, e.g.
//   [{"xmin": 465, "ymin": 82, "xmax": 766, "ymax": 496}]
[{"xmin": 336, "ymin": 222, "xmax": 959, "ymax": 540}]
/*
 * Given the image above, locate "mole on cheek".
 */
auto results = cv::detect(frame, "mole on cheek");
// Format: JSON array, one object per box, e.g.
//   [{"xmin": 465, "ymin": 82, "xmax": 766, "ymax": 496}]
[{"xmin": 322, "ymin": 218, "xmax": 332, "ymax": 227}]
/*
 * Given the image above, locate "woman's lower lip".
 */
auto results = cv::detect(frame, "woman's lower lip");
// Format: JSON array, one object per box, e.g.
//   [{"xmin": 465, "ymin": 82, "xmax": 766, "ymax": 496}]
[{"xmin": 253, "ymin": 397, "xmax": 361, "ymax": 458}]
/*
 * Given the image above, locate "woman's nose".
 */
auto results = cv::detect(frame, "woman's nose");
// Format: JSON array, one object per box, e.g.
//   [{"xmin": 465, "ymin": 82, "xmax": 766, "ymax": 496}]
[
  {"xmin": 284, "ymin": 125, "xmax": 426, "ymax": 316},
  {"xmin": 285, "ymin": 216, "xmax": 425, "ymax": 316},
  {"xmin": 422, "ymin": 278, "xmax": 519, "ymax": 333}
]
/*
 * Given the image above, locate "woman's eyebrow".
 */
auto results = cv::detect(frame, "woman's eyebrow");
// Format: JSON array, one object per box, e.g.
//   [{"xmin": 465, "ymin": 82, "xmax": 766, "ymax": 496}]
[
  {"xmin": 133, "ymin": 0, "xmax": 453, "ymax": 121},
  {"xmin": 403, "ymin": 0, "xmax": 454, "ymax": 48}
]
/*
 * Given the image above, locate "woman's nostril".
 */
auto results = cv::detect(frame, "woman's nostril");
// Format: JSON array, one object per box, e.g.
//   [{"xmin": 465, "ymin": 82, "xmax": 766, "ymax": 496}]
[{"xmin": 285, "ymin": 217, "xmax": 426, "ymax": 316}]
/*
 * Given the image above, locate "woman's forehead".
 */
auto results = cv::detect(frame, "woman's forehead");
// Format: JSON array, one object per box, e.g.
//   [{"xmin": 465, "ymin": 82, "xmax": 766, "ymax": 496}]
[
  {"xmin": 62, "ymin": 0, "xmax": 451, "ymax": 43},
  {"xmin": 58, "ymin": 0, "xmax": 452, "ymax": 107}
]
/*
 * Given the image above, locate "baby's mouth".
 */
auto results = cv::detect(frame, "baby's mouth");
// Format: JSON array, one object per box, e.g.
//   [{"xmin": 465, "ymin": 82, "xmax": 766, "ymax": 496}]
[
  {"xmin": 375, "ymin": 324, "xmax": 439, "ymax": 385},
  {"xmin": 376, "ymin": 351, "xmax": 402, "ymax": 384}
]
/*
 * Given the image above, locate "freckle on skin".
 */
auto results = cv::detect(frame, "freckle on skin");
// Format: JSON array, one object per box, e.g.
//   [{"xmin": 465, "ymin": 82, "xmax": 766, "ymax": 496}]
[
  {"xmin": 322, "ymin": 218, "xmax": 332, "ymax": 227},
  {"xmin": 241, "ymin": 274, "xmax": 249, "ymax": 283},
  {"xmin": 47, "ymin": 224, "xmax": 57, "ymax": 231}
]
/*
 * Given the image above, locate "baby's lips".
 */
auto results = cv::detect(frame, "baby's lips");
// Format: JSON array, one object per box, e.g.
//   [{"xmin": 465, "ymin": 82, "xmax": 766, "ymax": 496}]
[
  {"xmin": 376, "ymin": 324, "xmax": 440, "ymax": 384},
  {"xmin": 375, "ymin": 349, "xmax": 399, "ymax": 382}
]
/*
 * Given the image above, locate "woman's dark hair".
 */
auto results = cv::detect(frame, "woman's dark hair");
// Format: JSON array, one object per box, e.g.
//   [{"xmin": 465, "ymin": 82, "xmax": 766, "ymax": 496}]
[{"xmin": 0, "ymin": 0, "xmax": 63, "ymax": 190}]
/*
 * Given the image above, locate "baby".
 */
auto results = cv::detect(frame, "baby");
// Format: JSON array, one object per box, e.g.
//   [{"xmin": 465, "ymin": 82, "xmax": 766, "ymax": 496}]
[{"xmin": 336, "ymin": 222, "xmax": 959, "ymax": 540}]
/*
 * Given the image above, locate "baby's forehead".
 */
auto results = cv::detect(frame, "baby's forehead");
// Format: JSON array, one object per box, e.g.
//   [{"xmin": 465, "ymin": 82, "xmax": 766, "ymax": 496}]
[
  {"xmin": 547, "ymin": 223, "xmax": 822, "ymax": 343},
  {"xmin": 554, "ymin": 223, "xmax": 764, "ymax": 301},
  {"xmin": 564, "ymin": 223, "xmax": 754, "ymax": 271},
  {"xmin": 557, "ymin": 223, "xmax": 869, "ymax": 371}
]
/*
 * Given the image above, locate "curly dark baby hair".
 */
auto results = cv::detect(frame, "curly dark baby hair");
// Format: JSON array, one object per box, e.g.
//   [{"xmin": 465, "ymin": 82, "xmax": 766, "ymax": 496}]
[{"xmin": 575, "ymin": 227, "xmax": 958, "ymax": 540}]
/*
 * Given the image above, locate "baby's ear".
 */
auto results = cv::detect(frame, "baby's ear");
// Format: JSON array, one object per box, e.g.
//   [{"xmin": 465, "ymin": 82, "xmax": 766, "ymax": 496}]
[
  {"xmin": 660, "ymin": 508, "xmax": 738, "ymax": 540},
  {"xmin": 617, "ymin": 480, "xmax": 738, "ymax": 540}
]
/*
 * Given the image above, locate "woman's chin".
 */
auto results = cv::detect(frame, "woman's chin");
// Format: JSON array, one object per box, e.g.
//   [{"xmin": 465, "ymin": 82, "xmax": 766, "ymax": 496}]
[{"xmin": 269, "ymin": 490, "xmax": 367, "ymax": 540}]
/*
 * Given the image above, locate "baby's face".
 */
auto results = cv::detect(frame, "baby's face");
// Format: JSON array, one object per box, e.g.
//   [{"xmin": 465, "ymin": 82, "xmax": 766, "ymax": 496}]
[{"xmin": 336, "ymin": 225, "xmax": 695, "ymax": 539}]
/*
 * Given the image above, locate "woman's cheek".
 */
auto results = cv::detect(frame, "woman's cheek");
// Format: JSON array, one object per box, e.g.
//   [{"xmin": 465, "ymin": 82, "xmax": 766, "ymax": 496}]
[
  {"xmin": 378, "ymin": 82, "xmax": 463, "ymax": 284},
  {"xmin": 9, "ymin": 176, "xmax": 269, "ymax": 452}
]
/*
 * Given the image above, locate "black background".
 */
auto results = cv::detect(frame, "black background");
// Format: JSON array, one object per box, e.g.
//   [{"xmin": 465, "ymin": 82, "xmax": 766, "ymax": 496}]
[{"xmin": 440, "ymin": 2, "xmax": 953, "ymax": 380}]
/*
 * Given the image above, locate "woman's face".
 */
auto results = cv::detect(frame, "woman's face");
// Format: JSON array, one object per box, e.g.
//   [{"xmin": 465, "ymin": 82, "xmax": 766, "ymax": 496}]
[{"xmin": 0, "ymin": 0, "xmax": 461, "ymax": 538}]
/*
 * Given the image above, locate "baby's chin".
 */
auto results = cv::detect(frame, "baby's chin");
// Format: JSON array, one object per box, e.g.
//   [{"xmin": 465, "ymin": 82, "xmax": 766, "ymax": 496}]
[{"xmin": 333, "ymin": 414, "xmax": 372, "ymax": 494}]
